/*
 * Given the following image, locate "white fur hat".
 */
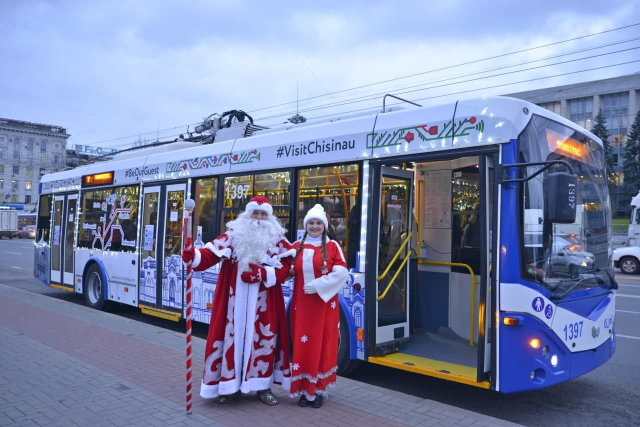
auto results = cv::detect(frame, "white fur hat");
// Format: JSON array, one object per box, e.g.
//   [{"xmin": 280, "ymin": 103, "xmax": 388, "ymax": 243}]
[
  {"xmin": 245, "ymin": 196, "xmax": 273, "ymax": 216},
  {"xmin": 304, "ymin": 204, "xmax": 328, "ymax": 229}
]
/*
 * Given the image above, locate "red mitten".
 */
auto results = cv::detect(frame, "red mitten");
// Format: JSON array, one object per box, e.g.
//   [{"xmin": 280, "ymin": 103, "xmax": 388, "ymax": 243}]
[
  {"xmin": 241, "ymin": 263, "xmax": 266, "ymax": 284},
  {"xmin": 182, "ymin": 238, "xmax": 195, "ymax": 263}
]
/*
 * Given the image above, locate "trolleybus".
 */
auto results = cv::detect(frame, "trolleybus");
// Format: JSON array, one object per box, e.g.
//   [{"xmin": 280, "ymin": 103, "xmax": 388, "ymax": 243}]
[{"xmin": 34, "ymin": 95, "xmax": 616, "ymax": 392}]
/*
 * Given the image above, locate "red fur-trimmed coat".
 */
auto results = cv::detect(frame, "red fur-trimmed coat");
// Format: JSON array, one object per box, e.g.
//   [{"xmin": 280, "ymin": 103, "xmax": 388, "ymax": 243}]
[
  {"xmin": 192, "ymin": 232, "xmax": 294, "ymax": 398},
  {"xmin": 288, "ymin": 237, "xmax": 349, "ymax": 400}
]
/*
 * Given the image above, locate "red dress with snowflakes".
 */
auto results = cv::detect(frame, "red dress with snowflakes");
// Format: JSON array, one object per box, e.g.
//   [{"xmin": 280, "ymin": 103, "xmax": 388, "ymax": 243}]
[
  {"xmin": 288, "ymin": 237, "xmax": 349, "ymax": 400},
  {"xmin": 193, "ymin": 232, "xmax": 293, "ymax": 398}
]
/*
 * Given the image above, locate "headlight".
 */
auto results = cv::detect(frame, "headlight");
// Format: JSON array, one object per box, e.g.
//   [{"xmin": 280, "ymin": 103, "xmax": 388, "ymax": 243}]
[
  {"xmin": 551, "ymin": 354, "xmax": 558, "ymax": 367},
  {"xmin": 581, "ymin": 261, "xmax": 587, "ymax": 267}
]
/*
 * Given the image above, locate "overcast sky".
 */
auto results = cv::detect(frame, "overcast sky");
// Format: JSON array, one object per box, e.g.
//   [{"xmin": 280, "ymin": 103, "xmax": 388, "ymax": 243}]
[{"xmin": 1, "ymin": 0, "xmax": 639, "ymax": 151}]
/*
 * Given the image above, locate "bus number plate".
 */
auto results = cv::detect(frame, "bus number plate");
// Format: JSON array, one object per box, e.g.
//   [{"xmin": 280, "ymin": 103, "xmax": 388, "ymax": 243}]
[{"xmin": 563, "ymin": 321, "xmax": 583, "ymax": 341}]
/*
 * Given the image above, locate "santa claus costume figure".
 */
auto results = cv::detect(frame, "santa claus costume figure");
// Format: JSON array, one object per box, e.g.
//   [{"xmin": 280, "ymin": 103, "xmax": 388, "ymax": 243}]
[
  {"xmin": 181, "ymin": 196, "xmax": 293, "ymax": 406},
  {"xmin": 289, "ymin": 204, "xmax": 349, "ymax": 408}
]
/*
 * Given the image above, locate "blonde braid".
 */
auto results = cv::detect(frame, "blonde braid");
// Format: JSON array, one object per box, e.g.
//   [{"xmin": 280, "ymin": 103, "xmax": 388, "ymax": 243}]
[
  {"xmin": 288, "ymin": 231, "xmax": 308, "ymax": 279},
  {"xmin": 321, "ymin": 230, "xmax": 328, "ymax": 267}
]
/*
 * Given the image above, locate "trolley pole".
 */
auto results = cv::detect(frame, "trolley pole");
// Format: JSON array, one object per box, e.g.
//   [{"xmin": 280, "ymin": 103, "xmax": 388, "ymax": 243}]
[{"xmin": 183, "ymin": 198, "xmax": 196, "ymax": 414}]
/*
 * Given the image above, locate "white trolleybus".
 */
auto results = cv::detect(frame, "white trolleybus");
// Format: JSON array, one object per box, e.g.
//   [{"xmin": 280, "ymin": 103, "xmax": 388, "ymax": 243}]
[{"xmin": 35, "ymin": 96, "xmax": 617, "ymax": 392}]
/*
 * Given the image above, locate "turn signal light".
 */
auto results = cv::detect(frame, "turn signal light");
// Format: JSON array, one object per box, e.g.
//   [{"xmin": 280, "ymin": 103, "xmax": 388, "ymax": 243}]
[
  {"xmin": 530, "ymin": 338, "xmax": 541, "ymax": 349},
  {"xmin": 357, "ymin": 328, "xmax": 363, "ymax": 341},
  {"xmin": 504, "ymin": 317, "xmax": 519, "ymax": 326}
]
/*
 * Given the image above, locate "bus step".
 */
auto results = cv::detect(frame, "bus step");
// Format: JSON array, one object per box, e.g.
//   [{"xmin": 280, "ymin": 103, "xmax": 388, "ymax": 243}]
[
  {"xmin": 368, "ymin": 353, "xmax": 490, "ymax": 389},
  {"xmin": 139, "ymin": 305, "xmax": 182, "ymax": 322}
]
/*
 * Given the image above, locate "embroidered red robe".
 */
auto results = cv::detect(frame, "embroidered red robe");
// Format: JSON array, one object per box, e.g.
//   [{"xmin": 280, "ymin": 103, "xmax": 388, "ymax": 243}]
[
  {"xmin": 192, "ymin": 232, "xmax": 293, "ymax": 398},
  {"xmin": 288, "ymin": 237, "xmax": 349, "ymax": 400}
]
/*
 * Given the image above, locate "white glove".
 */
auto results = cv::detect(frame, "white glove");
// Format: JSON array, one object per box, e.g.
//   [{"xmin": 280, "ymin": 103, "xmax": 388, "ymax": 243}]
[{"xmin": 303, "ymin": 282, "xmax": 317, "ymax": 294}]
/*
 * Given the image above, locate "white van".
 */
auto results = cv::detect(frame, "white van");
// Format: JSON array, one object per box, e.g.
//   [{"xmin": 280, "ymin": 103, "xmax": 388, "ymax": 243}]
[{"xmin": 630, "ymin": 191, "xmax": 640, "ymax": 246}]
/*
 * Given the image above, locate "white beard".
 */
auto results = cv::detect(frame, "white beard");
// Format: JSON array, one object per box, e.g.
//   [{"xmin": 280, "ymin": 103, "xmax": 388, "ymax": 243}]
[{"xmin": 228, "ymin": 212, "xmax": 285, "ymax": 272}]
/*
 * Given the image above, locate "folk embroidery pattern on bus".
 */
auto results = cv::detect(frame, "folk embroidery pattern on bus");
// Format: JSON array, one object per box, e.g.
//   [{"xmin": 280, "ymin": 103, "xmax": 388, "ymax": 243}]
[
  {"xmin": 46, "ymin": 177, "xmax": 82, "ymax": 190},
  {"xmin": 166, "ymin": 149, "xmax": 261, "ymax": 173},
  {"xmin": 366, "ymin": 117, "xmax": 485, "ymax": 149}
]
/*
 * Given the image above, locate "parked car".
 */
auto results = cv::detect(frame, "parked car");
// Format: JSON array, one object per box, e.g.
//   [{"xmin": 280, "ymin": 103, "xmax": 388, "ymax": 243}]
[
  {"xmin": 18, "ymin": 226, "xmax": 35, "ymax": 239},
  {"xmin": 613, "ymin": 246, "xmax": 640, "ymax": 275}
]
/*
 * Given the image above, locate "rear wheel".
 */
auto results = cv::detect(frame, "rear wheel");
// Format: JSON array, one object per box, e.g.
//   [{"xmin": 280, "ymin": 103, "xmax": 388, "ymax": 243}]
[
  {"xmin": 620, "ymin": 257, "xmax": 640, "ymax": 275},
  {"xmin": 337, "ymin": 307, "xmax": 361, "ymax": 376},
  {"xmin": 84, "ymin": 264, "xmax": 105, "ymax": 309}
]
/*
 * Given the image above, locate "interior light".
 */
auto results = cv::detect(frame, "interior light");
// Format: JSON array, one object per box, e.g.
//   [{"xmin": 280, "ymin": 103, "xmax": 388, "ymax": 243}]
[{"xmin": 530, "ymin": 338, "xmax": 541, "ymax": 349}]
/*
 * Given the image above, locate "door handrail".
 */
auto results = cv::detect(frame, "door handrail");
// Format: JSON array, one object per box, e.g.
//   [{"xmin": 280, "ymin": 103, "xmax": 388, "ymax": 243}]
[
  {"xmin": 418, "ymin": 260, "xmax": 478, "ymax": 346},
  {"xmin": 377, "ymin": 250, "xmax": 412, "ymax": 302},
  {"xmin": 377, "ymin": 231, "xmax": 412, "ymax": 281}
]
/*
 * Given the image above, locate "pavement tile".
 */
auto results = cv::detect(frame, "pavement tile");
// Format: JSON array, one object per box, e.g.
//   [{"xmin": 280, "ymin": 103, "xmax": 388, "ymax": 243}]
[{"xmin": 0, "ymin": 284, "xmax": 518, "ymax": 427}]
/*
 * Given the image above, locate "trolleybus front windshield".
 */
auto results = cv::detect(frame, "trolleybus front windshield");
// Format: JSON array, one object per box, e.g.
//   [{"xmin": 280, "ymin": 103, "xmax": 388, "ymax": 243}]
[{"xmin": 518, "ymin": 115, "xmax": 613, "ymax": 299}]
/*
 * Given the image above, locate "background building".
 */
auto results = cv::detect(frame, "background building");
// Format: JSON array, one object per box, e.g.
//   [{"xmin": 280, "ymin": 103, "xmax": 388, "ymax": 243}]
[
  {"xmin": 507, "ymin": 74, "xmax": 640, "ymax": 215},
  {"xmin": 0, "ymin": 118, "xmax": 70, "ymax": 211}
]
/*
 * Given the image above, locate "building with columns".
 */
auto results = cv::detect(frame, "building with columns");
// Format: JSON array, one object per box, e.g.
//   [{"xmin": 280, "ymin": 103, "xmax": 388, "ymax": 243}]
[
  {"xmin": 507, "ymin": 74, "xmax": 640, "ymax": 214},
  {"xmin": 0, "ymin": 118, "xmax": 70, "ymax": 211}
]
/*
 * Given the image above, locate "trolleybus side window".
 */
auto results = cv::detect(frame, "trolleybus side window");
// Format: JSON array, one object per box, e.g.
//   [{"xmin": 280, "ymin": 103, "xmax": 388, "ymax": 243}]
[
  {"xmin": 106, "ymin": 185, "xmax": 139, "ymax": 252},
  {"xmin": 221, "ymin": 171, "xmax": 292, "ymax": 240},
  {"xmin": 37, "ymin": 194, "xmax": 52, "ymax": 242},
  {"xmin": 193, "ymin": 177, "xmax": 218, "ymax": 244},
  {"xmin": 295, "ymin": 163, "xmax": 360, "ymax": 269},
  {"xmin": 451, "ymin": 165, "xmax": 481, "ymax": 274},
  {"xmin": 78, "ymin": 189, "xmax": 109, "ymax": 250},
  {"xmin": 78, "ymin": 185, "xmax": 139, "ymax": 252}
]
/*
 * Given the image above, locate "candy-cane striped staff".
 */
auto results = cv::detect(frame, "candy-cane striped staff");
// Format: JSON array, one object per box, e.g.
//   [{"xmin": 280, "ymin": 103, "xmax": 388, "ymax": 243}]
[{"xmin": 182, "ymin": 198, "xmax": 196, "ymax": 414}]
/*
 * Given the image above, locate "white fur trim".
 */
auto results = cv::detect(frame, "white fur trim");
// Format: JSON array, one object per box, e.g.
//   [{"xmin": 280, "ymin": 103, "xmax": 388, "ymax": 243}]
[
  {"xmin": 240, "ymin": 376, "xmax": 275, "ymax": 394},
  {"xmin": 200, "ymin": 381, "xmax": 220, "ymax": 398},
  {"xmin": 274, "ymin": 369, "xmax": 291, "ymax": 391},
  {"xmin": 245, "ymin": 200, "xmax": 273, "ymax": 216},
  {"xmin": 278, "ymin": 248, "xmax": 297, "ymax": 259},
  {"xmin": 204, "ymin": 241, "xmax": 232, "ymax": 259},
  {"xmin": 301, "ymin": 248, "xmax": 316, "ymax": 295},
  {"xmin": 312, "ymin": 265, "xmax": 349, "ymax": 303},
  {"xmin": 264, "ymin": 266, "xmax": 276, "ymax": 288},
  {"xmin": 192, "ymin": 248, "xmax": 201, "ymax": 268},
  {"xmin": 332, "ymin": 240, "xmax": 346, "ymax": 263}
]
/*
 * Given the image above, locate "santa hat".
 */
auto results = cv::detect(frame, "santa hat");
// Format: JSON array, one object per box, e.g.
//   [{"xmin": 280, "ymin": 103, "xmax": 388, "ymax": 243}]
[
  {"xmin": 245, "ymin": 195, "xmax": 273, "ymax": 216},
  {"xmin": 303, "ymin": 204, "xmax": 328, "ymax": 229}
]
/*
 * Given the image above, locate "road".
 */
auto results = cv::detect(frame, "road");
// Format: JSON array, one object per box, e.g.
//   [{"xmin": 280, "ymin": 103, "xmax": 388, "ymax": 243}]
[{"xmin": 1, "ymin": 236, "xmax": 639, "ymax": 426}]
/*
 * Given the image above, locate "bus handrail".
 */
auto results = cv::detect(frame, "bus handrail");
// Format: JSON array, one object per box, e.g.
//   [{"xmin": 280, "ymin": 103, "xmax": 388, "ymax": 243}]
[
  {"xmin": 377, "ymin": 231, "xmax": 412, "ymax": 281},
  {"xmin": 377, "ymin": 250, "xmax": 412, "ymax": 302},
  {"xmin": 418, "ymin": 260, "xmax": 478, "ymax": 346}
]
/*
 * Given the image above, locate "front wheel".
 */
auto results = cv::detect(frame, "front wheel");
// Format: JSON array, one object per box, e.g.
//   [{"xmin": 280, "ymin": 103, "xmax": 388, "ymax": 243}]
[
  {"xmin": 337, "ymin": 306, "xmax": 361, "ymax": 376},
  {"xmin": 84, "ymin": 264, "xmax": 105, "ymax": 309},
  {"xmin": 620, "ymin": 257, "xmax": 640, "ymax": 275}
]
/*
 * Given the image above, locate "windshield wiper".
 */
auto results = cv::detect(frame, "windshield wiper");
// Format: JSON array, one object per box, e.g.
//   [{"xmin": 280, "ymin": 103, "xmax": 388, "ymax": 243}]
[
  {"xmin": 580, "ymin": 267, "xmax": 618, "ymax": 290},
  {"xmin": 550, "ymin": 275, "xmax": 603, "ymax": 301}
]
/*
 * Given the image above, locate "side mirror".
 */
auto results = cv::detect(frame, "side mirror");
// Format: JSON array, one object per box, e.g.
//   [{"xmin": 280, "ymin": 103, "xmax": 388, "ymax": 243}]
[{"xmin": 546, "ymin": 172, "xmax": 577, "ymax": 224}]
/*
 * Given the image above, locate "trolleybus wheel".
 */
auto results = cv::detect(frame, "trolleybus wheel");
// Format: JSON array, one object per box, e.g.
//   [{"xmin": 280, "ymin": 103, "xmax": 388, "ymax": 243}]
[
  {"xmin": 620, "ymin": 256, "xmax": 639, "ymax": 275},
  {"xmin": 337, "ymin": 306, "xmax": 360, "ymax": 376},
  {"xmin": 84, "ymin": 264, "xmax": 105, "ymax": 310}
]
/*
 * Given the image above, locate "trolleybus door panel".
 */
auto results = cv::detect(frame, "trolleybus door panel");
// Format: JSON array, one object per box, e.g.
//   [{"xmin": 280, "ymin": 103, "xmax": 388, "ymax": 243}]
[
  {"xmin": 160, "ymin": 184, "xmax": 186, "ymax": 311},
  {"xmin": 63, "ymin": 194, "xmax": 78, "ymax": 287},
  {"xmin": 138, "ymin": 183, "xmax": 186, "ymax": 314},
  {"xmin": 375, "ymin": 167, "xmax": 414, "ymax": 345},
  {"xmin": 139, "ymin": 186, "xmax": 160, "ymax": 307},
  {"xmin": 50, "ymin": 195, "xmax": 65, "ymax": 285}
]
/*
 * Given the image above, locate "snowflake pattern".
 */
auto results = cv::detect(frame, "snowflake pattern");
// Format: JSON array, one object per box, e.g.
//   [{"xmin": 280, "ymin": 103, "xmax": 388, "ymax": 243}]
[
  {"xmin": 292, "ymin": 363, "xmax": 300, "ymax": 371},
  {"xmin": 301, "ymin": 335, "xmax": 308, "ymax": 343},
  {"xmin": 331, "ymin": 301, "xmax": 336, "ymax": 309}
]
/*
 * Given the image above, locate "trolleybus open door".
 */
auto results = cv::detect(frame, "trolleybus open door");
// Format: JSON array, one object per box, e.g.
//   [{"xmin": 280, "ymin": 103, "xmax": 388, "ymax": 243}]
[
  {"xmin": 50, "ymin": 193, "xmax": 77, "ymax": 290},
  {"xmin": 139, "ymin": 183, "xmax": 187, "ymax": 321},
  {"xmin": 374, "ymin": 167, "xmax": 414, "ymax": 348}
]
